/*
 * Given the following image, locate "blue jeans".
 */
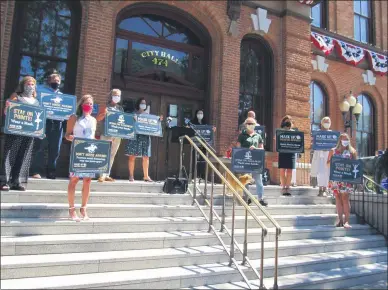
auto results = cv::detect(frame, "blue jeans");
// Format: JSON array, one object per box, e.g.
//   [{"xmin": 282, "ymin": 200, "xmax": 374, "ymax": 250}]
[
  {"xmin": 30, "ymin": 120, "xmax": 63, "ymax": 175},
  {"xmin": 245, "ymin": 172, "xmax": 264, "ymax": 200}
]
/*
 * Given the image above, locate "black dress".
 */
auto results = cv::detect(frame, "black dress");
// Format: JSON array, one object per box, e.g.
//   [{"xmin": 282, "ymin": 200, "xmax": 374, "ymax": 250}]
[{"xmin": 278, "ymin": 127, "xmax": 296, "ymax": 169}]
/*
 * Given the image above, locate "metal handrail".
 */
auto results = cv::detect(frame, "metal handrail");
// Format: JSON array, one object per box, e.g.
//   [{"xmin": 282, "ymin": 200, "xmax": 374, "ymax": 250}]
[{"xmin": 179, "ymin": 135, "xmax": 279, "ymax": 289}]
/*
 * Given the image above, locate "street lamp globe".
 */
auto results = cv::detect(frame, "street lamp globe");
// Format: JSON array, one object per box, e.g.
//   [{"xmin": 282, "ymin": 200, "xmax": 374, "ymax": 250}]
[
  {"xmin": 353, "ymin": 101, "xmax": 363, "ymax": 115},
  {"xmin": 348, "ymin": 91, "xmax": 357, "ymax": 107},
  {"xmin": 339, "ymin": 98, "xmax": 350, "ymax": 112}
]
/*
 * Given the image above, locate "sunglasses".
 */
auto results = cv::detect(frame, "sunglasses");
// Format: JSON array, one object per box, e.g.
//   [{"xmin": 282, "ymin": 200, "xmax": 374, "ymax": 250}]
[{"xmin": 246, "ymin": 123, "xmax": 255, "ymax": 125}]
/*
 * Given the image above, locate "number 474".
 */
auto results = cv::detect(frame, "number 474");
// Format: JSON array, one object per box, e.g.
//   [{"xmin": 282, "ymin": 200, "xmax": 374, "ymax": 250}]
[{"xmin": 152, "ymin": 58, "xmax": 168, "ymax": 67}]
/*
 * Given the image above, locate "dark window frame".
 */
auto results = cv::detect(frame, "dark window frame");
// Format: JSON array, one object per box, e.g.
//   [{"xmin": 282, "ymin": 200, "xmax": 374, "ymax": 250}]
[
  {"xmin": 354, "ymin": 0, "xmax": 375, "ymax": 45},
  {"xmin": 356, "ymin": 93, "xmax": 375, "ymax": 157},
  {"xmin": 4, "ymin": 0, "xmax": 81, "ymax": 96},
  {"xmin": 311, "ymin": 0, "xmax": 328, "ymax": 29},
  {"xmin": 309, "ymin": 81, "xmax": 328, "ymax": 131}
]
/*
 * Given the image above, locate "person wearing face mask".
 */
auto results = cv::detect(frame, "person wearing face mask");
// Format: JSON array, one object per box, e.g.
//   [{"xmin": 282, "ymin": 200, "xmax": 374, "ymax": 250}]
[
  {"xmin": 239, "ymin": 109, "xmax": 257, "ymax": 133},
  {"xmin": 277, "ymin": 115, "xmax": 295, "ymax": 196},
  {"xmin": 126, "ymin": 98, "xmax": 163, "ymax": 182},
  {"xmin": 30, "ymin": 69, "xmax": 64, "ymax": 180},
  {"xmin": 65, "ymin": 95, "xmax": 97, "ymax": 221},
  {"xmin": 189, "ymin": 109, "xmax": 217, "ymax": 180},
  {"xmin": 96, "ymin": 89, "xmax": 123, "ymax": 182},
  {"xmin": 311, "ymin": 116, "xmax": 332, "ymax": 196},
  {"xmin": 1, "ymin": 76, "xmax": 40, "ymax": 191},
  {"xmin": 237, "ymin": 117, "xmax": 267, "ymax": 206},
  {"xmin": 327, "ymin": 133, "xmax": 358, "ymax": 229}
]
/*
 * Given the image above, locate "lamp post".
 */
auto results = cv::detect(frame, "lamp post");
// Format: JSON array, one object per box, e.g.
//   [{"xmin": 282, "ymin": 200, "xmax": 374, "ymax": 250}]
[{"xmin": 339, "ymin": 91, "xmax": 363, "ymax": 137}]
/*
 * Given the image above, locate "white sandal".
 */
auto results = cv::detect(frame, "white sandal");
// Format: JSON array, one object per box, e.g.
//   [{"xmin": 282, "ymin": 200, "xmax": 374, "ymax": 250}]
[
  {"xmin": 69, "ymin": 207, "xmax": 80, "ymax": 222},
  {"xmin": 80, "ymin": 206, "xmax": 89, "ymax": 220}
]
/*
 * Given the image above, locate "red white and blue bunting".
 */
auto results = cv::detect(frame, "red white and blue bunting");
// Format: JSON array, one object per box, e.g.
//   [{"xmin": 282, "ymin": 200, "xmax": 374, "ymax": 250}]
[
  {"xmin": 298, "ymin": 0, "xmax": 315, "ymax": 4},
  {"xmin": 334, "ymin": 40, "xmax": 365, "ymax": 66},
  {"xmin": 367, "ymin": 51, "xmax": 388, "ymax": 76},
  {"xmin": 311, "ymin": 32, "xmax": 335, "ymax": 55}
]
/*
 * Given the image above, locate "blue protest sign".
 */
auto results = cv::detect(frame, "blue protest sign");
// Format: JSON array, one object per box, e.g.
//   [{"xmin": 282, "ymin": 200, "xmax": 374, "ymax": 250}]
[
  {"xmin": 104, "ymin": 110, "xmax": 136, "ymax": 139},
  {"xmin": 69, "ymin": 138, "xmax": 112, "ymax": 174},
  {"xmin": 4, "ymin": 101, "xmax": 46, "ymax": 138},
  {"xmin": 92, "ymin": 104, "xmax": 99, "ymax": 115},
  {"xmin": 276, "ymin": 129, "xmax": 304, "ymax": 153},
  {"xmin": 329, "ymin": 157, "xmax": 363, "ymax": 184},
  {"xmin": 192, "ymin": 124, "xmax": 214, "ymax": 146},
  {"xmin": 135, "ymin": 114, "xmax": 163, "ymax": 137},
  {"xmin": 231, "ymin": 147, "xmax": 265, "ymax": 173},
  {"xmin": 39, "ymin": 91, "xmax": 76, "ymax": 121},
  {"xmin": 312, "ymin": 130, "xmax": 340, "ymax": 151},
  {"xmin": 254, "ymin": 125, "xmax": 266, "ymax": 141}
]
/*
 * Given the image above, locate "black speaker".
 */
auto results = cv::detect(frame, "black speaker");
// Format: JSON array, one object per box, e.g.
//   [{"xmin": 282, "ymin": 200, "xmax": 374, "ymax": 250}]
[{"xmin": 163, "ymin": 177, "xmax": 188, "ymax": 194}]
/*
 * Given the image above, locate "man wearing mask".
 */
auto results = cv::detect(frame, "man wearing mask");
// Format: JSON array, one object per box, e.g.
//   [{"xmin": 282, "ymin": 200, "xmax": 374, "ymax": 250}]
[
  {"xmin": 239, "ymin": 109, "xmax": 256, "ymax": 133},
  {"xmin": 30, "ymin": 69, "xmax": 63, "ymax": 179}
]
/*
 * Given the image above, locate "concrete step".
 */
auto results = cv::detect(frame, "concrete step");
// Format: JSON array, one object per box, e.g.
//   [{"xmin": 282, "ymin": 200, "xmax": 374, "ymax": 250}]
[
  {"xmin": 1, "ymin": 224, "xmax": 377, "ymax": 256},
  {"xmin": 190, "ymin": 262, "xmax": 388, "ymax": 289},
  {"xmin": 1, "ymin": 214, "xmax": 358, "ymax": 236},
  {"xmin": 1, "ymin": 190, "xmax": 332, "ymax": 205},
  {"xmin": 348, "ymin": 279, "xmax": 388, "ymax": 289},
  {"xmin": 0, "ymin": 203, "xmax": 337, "ymax": 218}
]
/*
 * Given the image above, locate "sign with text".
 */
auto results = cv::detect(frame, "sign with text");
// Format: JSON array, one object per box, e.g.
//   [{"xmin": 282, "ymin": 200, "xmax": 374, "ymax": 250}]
[
  {"xmin": 330, "ymin": 158, "xmax": 363, "ymax": 184},
  {"xmin": 276, "ymin": 129, "xmax": 305, "ymax": 153},
  {"xmin": 4, "ymin": 101, "xmax": 46, "ymax": 138},
  {"xmin": 39, "ymin": 90, "xmax": 76, "ymax": 121},
  {"xmin": 104, "ymin": 110, "xmax": 136, "ymax": 139},
  {"xmin": 192, "ymin": 124, "xmax": 214, "ymax": 147},
  {"xmin": 231, "ymin": 148, "xmax": 265, "ymax": 173},
  {"xmin": 312, "ymin": 130, "xmax": 340, "ymax": 151},
  {"xmin": 135, "ymin": 114, "xmax": 163, "ymax": 137},
  {"xmin": 69, "ymin": 138, "xmax": 111, "ymax": 174},
  {"xmin": 254, "ymin": 125, "xmax": 266, "ymax": 141}
]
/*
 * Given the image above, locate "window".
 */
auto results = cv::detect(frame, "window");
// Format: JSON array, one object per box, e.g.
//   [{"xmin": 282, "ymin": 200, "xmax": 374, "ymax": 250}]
[
  {"xmin": 239, "ymin": 38, "xmax": 273, "ymax": 150},
  {"xmin": 115, "ymin": 14, "xmax": 205, "ymax": 88},
  {"xmin": 356, "ymin": 94, "xmax": 375, "ymax": 157},
  {"xmin": 354, "ymin": 0, "xmax": 373, "ymax": 44},
  {"xmin": 6, "ymin": 0, "xmax": 81, "ymax": 94},
  {"xmin": 309, "ymin": 81, "xmax": 327, "ymax": 131},
  {"xmin": 311, "ymin": 1, "xmax": 327, "ymax": 28}
]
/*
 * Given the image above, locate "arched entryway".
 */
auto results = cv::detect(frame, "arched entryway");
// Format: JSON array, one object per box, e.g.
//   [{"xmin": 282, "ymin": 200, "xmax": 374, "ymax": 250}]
[
  {"xmin": 239, "ymin": 36, "xmax": 274, "ymax": 150},
  {"xmin": 111, "ymin": 3, "xmax": 212, "ymax": 180}
]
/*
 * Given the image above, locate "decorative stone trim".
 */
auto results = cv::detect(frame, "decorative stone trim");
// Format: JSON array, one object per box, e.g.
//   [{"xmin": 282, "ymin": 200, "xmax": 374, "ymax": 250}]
[
  {"xmin": 311, "ymin": 55, "xmax": 329, "ymax": 73},
  {"xmin": 362, "ymin": 70, "xmax": 377, "ymax": 86},
  {"xmin": 251, "ymin": 8, "xmax": 271, "ymax": 34}
]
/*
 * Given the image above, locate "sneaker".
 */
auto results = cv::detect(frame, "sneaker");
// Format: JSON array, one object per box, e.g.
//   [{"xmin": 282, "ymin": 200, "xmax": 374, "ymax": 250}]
[
  {"xmin": 10, "ymin": 184, "xmax": 26, "ymax": 191},
  {"xmin": 31, "ymin": 174, "xmax": 42, "ymax": 179},
  {"xmin": 46, "ymin": 174, "xmax": 56, "ymax": 180},
  {"xmin": 259, "ymin": 199, "xmax": 268, "ymax": 206}
]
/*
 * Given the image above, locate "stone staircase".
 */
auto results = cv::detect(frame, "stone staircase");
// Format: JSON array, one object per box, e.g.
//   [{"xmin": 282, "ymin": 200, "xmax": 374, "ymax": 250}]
[{"xmin": 1, "ymin": 179, "xmax": 387, "ymax": 289}]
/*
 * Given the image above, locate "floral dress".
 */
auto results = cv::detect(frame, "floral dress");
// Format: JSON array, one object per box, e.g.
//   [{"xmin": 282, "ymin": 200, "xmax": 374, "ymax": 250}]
[
  {"xmin": 125, "ymin": 112, "xmax": 151, "ymax": 157},
  {"xmin": 328, "ymin": 149, "xmax": 354, "ymax": 196}
]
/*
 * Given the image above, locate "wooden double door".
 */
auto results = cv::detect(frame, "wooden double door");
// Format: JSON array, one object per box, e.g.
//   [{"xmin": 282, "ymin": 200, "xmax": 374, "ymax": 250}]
[{"xmin": 110, "ymin": 91, "xmax": 202, "ymax": 181}]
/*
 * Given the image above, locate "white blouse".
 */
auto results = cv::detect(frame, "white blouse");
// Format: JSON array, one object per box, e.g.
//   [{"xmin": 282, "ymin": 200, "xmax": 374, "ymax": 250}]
[{"xmin": 73, "ymin": 115, "xmax": 96, "ymax": 139}]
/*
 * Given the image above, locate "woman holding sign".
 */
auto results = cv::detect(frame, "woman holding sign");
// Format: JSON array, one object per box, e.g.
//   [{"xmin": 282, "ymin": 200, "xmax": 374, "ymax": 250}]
[
  {"xmin": 327, "ymin": 133, "xmax": 357, "ymax": 229},
  {"xmin": 65, "ymin": 95, "xmax": 97, "ymax": 221},
  {"xmin": 0, "ymin": 76, "xmax": 39, "ymax": 191},
  {"xmin": 311, "ymin": 117, "xmax": 332, "ymax": 196},
  {"xmin": 237, "ymin": 117, "xmax": 267, "ymax": 206},
  {"xmin": 126, "ymin": 98, "xmax": 162, "ymax": 182},
  {"xmin": 96, "ymin": 89, "xmax": 123, "ymax": 182}
]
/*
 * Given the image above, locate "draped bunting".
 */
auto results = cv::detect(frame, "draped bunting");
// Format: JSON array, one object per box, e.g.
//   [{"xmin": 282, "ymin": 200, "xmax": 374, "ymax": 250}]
[
  {"xmin": 298, "ymin": 0, "xmax": 315, "ymax": 4},
  {"xmin": 334, "ymin": 40, "xmax": 365, "ymax": 66},
  {"xmin": 367, "ymin": 51, "xmax": 388, "ymax": 76},
  {"xmin": 311, "ymin": 32, "xmax": 335, "ymax": 55}
]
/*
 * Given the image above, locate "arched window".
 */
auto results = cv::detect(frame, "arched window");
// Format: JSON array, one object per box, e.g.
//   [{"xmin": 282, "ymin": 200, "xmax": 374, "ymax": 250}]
[
  {"xmin": 5, "ymin": 0, "xmax": 81, "ymax": 94},
  {"xmin": 356, "ymin": 94, "xmax": 375, "ymax": 157},
  {"xmin": 114, "ymin": 13, "xmax": 205, "ymax": 89},
  {"xmin": 239, "ymin": 38, "xmax": 273, "ymax": 150},
  {"xmin": 309, "ymin": 81, "xmax": 327, "ymax": 131}
]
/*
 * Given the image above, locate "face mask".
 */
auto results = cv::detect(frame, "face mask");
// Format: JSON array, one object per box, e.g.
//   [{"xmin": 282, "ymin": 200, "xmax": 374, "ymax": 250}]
[
  {"xmin": 82, "ymin": 104, "xmax": 93, "ymax": 114},
  {"xmin": 24, "ymin": 85, "xmax": 35, "ymax": 96},
  {"xmin": 341, "ymin": 140, "xmax": 350, "ymax": 147},
  {"xmin": 50, "ymin": 82, "xmax": 60, "ymax": 90},
  {"xmin": 197, "ymin": 114, "xmax": 203, "ymax": 120},
  {"xmin": 322, "ymin": 123, "xmax": 331, "ymax": 129},
  {"xmin": 282, "ymin": 121, "xmax": 291, "ymax": 128},
  {"xmin": 246, "ymin": 124, "xmax": 256, "ymax": 131},
  {"xmin": 112, "ymin": 95, "xmax": 121, "ymax": 103},
  {"xmin": 139, "ymin": 104, "xmax": 147, "ymax": 110}
]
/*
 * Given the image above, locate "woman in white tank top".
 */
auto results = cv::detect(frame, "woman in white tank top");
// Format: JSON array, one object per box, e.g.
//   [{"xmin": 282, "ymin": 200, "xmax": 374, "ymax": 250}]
[{"xmin": 65, "ymin": 95, "xmax": 97, "ymax": 221}]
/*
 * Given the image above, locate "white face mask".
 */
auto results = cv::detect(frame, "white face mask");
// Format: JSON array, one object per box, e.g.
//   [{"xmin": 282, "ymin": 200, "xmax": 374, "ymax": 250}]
[
  {"xmin": 246, "ymin": 124, "xmax": 256, "ymax": 131},
  {"xmin": 139, "ymin": 104, "xmax": 147, "ymax": 110},
  {"xmin": 24, "ymin": 85, "xmax": 35, "ymax": 96},
  {"xmin": 112, "ymin": 95, "xmax": 121, "ymax": 103},
  {"xmin": 197, "ymin": 114, "xmax": 203, "ymax": 120},
  {"xmin": 341, "ymin": 140, "xmax": 350, "ymax": 147},
  {"xmin": 322, "ymin": 123, "xmax": 331, "ymax": 129}
]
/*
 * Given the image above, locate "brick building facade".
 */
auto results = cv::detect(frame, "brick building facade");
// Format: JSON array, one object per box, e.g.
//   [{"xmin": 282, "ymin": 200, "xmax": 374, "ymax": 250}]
[{"xmin": 1, "ymin": 0, "xmax": 387, "ymax": 183}]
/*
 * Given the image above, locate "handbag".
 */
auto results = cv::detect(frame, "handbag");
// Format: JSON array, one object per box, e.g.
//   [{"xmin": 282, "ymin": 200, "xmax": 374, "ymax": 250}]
[{"xmin": 163, "ymin": 176, "xmax": 188, "ymax": 194}]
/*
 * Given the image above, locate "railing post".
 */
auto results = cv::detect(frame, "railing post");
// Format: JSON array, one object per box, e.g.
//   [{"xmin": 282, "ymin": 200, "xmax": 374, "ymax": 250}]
[
  {"xmin": 204, "ymin": 150, "xmax": 209, "ymax": 199},
  {"xmin": 179, "ymin": 138, "xmax": 183, "ymax": 178},
  {"xmin": 242, "ymin": 207, "xmax": 248, "ymax": 265},
  {"xmin": 259, "ymin": 228, "xmax": 264, "ymax": 289},
  {"xmin": 189, "ymin": 145, "xmax": 193, "ymax": 182},
  {"xmin": 208, "ymin": 169, "xmax": 214, "ymax": 232},
  {"xmin": 192, "ymin": 149, "xmax": 198, "ymax": 205},
  {"xmin": 273, "ymin": 229, "xmax": 279, "ymax": 290},
  {"xmin": 221, "ymin": 171, "xmax": 226, "ymax": 232},
  {"xmin": 229, "ymin": 194, "xmax": 236, "ymax": 266}
]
